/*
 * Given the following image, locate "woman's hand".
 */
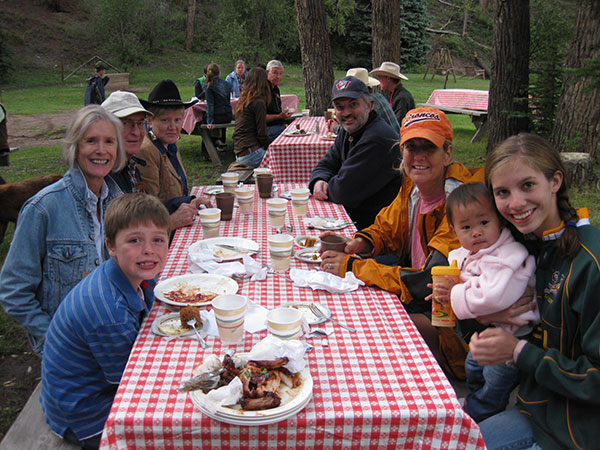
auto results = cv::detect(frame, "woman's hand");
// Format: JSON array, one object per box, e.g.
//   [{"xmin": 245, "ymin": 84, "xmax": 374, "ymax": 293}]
[
  {"xmin": 320, "ymin": 250, "xmax": 347, "ymax": 274},
  {"xmin": 313, "ymin": 180, "xmax": 328, "ymax": 200},
  {"xmin": 206, "ymin": 124, "xmax": 215, "ymax": 130},
  {"xmin": 170, "ymin": 202, "xmax": 198, "ymax": 229},
  {"xmin": 476, "ymin": 290, "xmax": 536, "ymax": 326},
  {"xmin": 345, "ymin": 236, "xmax": 371, "ymax": 255},
  {"xmin": 280, "ymin": 109, "xmax": 292, "ymax": 119},
  {"xmin": 469, "ymin": 328, "xmax": 519, "ymax": 366}
]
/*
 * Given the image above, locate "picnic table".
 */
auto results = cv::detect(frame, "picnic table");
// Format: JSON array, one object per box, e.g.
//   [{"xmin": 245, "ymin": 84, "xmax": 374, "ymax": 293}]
[
  {"xmin": 181, "ymin": 95, "xmax": 300, "ymax": 166},
  {"xmin": 418, "ymin": 89, "xmax": 489, "ymax": 143},
  {"xmin": 99, "ymin": 184, "xmax": 485, "ymax": 449},
  {"xmin": 260, "ymin": 117, "xmax": 332, "ymax": 183}
]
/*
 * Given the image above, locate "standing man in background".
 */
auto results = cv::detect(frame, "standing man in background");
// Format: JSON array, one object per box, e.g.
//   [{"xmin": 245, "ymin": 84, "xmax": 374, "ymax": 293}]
[
  {"xmin": 370, "ymin": 61, "xmax": 414, "ymax": 124},
  {"xmin": 84, "ymin": 61, "xmax": 110, "ymax": 106}
]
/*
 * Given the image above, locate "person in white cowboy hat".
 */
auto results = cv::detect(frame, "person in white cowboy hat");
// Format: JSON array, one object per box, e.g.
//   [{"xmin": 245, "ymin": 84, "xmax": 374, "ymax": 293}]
[
  {"xmin": 308, "ymin": 76, "xmax": 401, "ymax": 230},
  {"xmin": 346, "ymin": 68, "xmax": 400, "ymax": 134},
  {"xmin": 370, "ymin": 61, "xmax": 415, "ymax": 124},
  {"xmin": 102, "ymin": 90, "xmax": 211, "ymax": 231}
]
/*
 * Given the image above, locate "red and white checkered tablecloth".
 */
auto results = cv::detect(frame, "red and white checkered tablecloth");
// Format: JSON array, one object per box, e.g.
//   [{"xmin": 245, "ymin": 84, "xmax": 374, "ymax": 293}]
[
  {"xmin": 182, "ymin": 95, "xmax": 300, "ymax": 135},
  {"xmin": 426, "ymin": 89, "xmax": 489, "ymax": 111},
  {"xmin": 99, "ymin": 184, "xmax": 485, "ymax": 450},
  {"xmin": 260, "ymin": 118, "xmax": 332, "ymax": 184}
]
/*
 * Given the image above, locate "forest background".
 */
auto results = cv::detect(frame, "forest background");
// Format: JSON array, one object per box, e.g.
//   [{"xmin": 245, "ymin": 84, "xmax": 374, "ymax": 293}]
[{"xmin": 0, "ymin": 0, "xmax": 597, "ymax": 441}]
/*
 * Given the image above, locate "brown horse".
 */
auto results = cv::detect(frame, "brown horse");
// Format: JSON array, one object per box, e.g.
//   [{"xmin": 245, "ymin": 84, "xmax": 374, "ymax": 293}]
[{"xmin": 0, "ymin": 174, "xmax": 62, "ymax": 243}]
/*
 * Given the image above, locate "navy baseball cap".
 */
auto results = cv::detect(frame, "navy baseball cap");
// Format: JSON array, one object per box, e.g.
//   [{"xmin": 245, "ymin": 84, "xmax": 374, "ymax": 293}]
[{"xmin": 332, "ymin": 76, "xmax": 369, "ymax": 101}]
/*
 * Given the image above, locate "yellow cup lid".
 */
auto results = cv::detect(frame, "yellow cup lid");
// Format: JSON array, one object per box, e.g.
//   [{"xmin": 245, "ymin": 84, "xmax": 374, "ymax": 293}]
[{"xmin": 431, "ymin": 259, "xmax": 461, "ymax": 276}]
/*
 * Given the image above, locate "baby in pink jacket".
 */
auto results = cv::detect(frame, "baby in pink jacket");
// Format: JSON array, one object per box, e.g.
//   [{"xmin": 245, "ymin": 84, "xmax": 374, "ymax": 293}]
[{"xmin": 439, "ymin": 182, "xmax": 539, "ymax": 423}]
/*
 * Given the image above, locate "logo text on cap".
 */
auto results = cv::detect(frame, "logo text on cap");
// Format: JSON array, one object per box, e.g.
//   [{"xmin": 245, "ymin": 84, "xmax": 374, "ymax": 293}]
[{"xmin": 403, "ymin": 112, "xmax": 441, "ymax": 128}]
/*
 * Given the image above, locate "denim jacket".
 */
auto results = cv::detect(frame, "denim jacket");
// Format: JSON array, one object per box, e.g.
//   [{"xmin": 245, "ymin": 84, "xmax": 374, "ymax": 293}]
[
  {"xmin": 225, "ymin": 70, "xmax": 247, "ymax": 97},
  {"xmin": 0, "ymin": 165, "xmax": 122, "ymax": 355},
  {"xmin": 205, "ymin": 77, "xmax": 232, "ymax": 124}
]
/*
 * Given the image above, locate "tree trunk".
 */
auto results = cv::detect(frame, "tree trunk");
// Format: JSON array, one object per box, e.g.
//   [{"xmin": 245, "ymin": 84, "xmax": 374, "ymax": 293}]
[
  {"xmin": 294, "ymin": 0, "xmax": 334, "ymax": 114},
  {"xmin": 551, "ymin": 0, "xmax": 600, "ymax": 160},
  {"xmin": 185, "ymin": 0, "xmax": 196, "ymax": 51},
  {"xmin": 371, "ymin": 0, "xmax": 402, "ymax": 68},
  {"xmin": 486, "ymin": 0, "xmax": 530, "ymax": 153}
]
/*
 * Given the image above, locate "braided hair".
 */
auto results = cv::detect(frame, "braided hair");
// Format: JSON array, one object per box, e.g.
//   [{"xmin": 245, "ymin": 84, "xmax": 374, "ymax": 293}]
[{"xmin": 485, "ymin": 133, "xmax": 580, "ymax": 260}]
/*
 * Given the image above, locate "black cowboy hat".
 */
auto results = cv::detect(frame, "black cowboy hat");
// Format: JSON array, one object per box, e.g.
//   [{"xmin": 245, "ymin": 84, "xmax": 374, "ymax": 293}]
[{"xmin": 140, "ymin": 79, "xmax": 198, "ymax": 109}]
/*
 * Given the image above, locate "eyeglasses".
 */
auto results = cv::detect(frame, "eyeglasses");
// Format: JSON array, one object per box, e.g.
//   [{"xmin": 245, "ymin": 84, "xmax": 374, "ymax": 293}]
[{"xmin": 122, "ymin": 119, "xmax": 146, "ymax": 131}]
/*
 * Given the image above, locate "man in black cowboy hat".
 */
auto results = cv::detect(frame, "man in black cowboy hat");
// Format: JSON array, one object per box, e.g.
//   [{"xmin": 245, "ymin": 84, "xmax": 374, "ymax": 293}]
[
  {"xmin": 137, "ymin": 80, "xmax": 210, "ymax": 230},
  {"xmin": 84, "ymin": 61, "xmax": 110, "ymax": 106}
]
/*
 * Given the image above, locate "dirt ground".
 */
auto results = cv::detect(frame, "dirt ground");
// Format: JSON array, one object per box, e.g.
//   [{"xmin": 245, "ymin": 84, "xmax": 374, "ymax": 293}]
[{"xmin": 7, "ymin": 110, "xmax": 76, "ymax": 149}]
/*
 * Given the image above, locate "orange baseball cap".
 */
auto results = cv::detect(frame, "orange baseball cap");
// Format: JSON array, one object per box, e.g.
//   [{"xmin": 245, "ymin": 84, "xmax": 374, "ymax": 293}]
[{"xmin": 400, "ymin": 107, "xmax": 453, "ymax": 148}]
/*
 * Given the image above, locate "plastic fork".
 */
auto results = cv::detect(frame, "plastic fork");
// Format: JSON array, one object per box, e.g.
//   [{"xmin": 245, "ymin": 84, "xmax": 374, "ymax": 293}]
[
  {"xmin": 309, "ymin": 303, "xmax": 356, "ymax": 332},
  {"xmin": 187, "ymin": 318, "xmax": 209, "ymax": 349}
]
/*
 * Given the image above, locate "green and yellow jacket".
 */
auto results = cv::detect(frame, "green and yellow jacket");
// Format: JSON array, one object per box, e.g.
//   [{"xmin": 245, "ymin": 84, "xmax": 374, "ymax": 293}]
[{"xmin": 516, "ymin": 210, "xmax": 600, "ymax": 450}]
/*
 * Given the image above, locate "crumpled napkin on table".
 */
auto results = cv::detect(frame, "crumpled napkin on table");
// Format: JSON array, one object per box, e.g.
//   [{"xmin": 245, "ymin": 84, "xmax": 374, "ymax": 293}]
[
  {"xmin": 193, "ymin": 376, "xmax": 243, "ymax": 414},
  {"xmin": 188, "ymin": 250, "xmax": 267, "ymax": 281},
  {"xmin": 289, "ymin": 268, "xmax": 365, "ymax": 294},
  {"xmin": 200, "ymin": 301, "xmax": 268, "ymax": 337}
]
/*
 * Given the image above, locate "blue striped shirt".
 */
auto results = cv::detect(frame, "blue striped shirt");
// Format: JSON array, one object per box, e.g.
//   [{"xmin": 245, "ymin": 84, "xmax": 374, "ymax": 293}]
[{"xmin": 40, "ymin": 258, "xmax": 154, "ymax": 440}]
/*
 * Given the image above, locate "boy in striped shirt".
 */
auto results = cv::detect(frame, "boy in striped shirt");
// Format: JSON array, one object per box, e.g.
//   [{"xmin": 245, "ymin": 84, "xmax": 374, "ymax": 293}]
[{"xmin": 40, "ymin": 193, "xmax": 170, "ymax": 449}]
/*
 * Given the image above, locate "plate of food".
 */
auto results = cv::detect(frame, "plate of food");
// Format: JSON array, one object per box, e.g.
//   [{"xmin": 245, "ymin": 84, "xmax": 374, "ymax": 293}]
[
  {"xmin": 320, "ymin": 134, "xmax": 337, "ymax": 141},
  {"xmin": 154, "ymin": 273, "xmax": 238, "ymax": 307},
  {"xmin": 294, "ymin": 248, "xmax": 321, "ymax": 264},
  {"xmin": 308, "ymin": 216, "xmax": 349, "ymax": 230},
  {"xmin": 189, "ymin": 237, "xmax": 260, "ymax": 261},
  {"xmin": 279, "ymin": 301, "xmax": 331, "ymax": 325},
  {"xmin": 204, "ymin": 186, "xmax": 224, "ymax": 195},
  {"xmin": 151, "ymin": 310, "xmax": 204, "ymax": 337},
  {"xmin": 294, "ymin": 235, "xmax": 320, "ymax": 249},
  {"xmin": 188, "ymin": 353, "xmax": 312, "ymax": 425}
]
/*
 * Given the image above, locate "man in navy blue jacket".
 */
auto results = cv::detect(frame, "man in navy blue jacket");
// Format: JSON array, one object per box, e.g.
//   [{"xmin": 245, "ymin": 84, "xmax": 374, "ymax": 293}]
[{"xmin": 309, "ymin": 76, "xmax": 402, "ymax": 229}]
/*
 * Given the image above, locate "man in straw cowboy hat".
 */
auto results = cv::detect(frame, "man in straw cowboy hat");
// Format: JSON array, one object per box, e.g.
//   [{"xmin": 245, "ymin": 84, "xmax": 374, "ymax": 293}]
[
  {"xmin": 346, "ymin": 68, "xmax": 400, "ymax": 134},
  {"xmin": 309, "ymin": 76, "xmax": 401, "ymax": 229},
  {"xmin": 370, "ymin": 62, "xmax": 415, "ymax": 124}
]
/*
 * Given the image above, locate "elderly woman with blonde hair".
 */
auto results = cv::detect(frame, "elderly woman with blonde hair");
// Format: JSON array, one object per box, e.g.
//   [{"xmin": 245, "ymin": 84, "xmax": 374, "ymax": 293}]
[{"xmin": 0, "ymin": 105, "xmax": 127, "ymax": 356}]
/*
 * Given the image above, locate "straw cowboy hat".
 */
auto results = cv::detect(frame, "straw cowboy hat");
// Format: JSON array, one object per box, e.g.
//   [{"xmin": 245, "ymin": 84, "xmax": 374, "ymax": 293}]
[
  {"xmin": 370, "ymin": 62, "xmax": 408, "ymax": 81},
  {"xmin": 346, "ymin": 68, "xmax": 380, "ymax": 88},
  {"xmin": 140, "ymin": 79, "xmax": 198, "ymax": 109}
]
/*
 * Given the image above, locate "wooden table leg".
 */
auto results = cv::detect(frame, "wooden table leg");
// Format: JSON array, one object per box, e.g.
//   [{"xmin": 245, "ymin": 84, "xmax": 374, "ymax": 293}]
[
  {"xmin": 200, "ymin": 128, "xmax": 221, "ymax": 165},
  {"xmin": 470, "ymin": 115, "xmax": 488, "ymax": 143}
]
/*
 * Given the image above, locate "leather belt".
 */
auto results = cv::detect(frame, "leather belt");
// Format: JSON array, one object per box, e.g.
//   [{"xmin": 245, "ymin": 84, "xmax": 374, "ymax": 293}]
[{"xmin": 238, "ymin": 145, "xmax": 261, "ymax": 157}]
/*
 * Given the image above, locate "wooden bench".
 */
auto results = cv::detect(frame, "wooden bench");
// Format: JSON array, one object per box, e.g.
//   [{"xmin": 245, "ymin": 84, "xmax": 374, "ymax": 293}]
[
  {"xmin": 192, "ymin": 121, "xmax": 235, "ymax": 166},
  {"xmin": 0, "ymin": 382, "xmax": 79, "ymax": 450},
  {"xmin": 417, "ymin": 103, "xmax": 488, "ymax": 143}
]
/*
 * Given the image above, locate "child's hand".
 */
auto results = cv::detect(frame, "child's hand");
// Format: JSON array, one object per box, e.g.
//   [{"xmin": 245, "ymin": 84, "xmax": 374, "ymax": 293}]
[{"xmin": 430, "ymin": 275, "xmax": 459, "ymax": 302}]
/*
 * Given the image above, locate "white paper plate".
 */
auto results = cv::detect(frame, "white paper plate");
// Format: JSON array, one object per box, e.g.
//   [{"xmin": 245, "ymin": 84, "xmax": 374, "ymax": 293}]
[
  {"xmin": 151, "ymin": 312, "xmax": 203, "ymax": 337},
  {"xmin": 279, "ymin": 301, "xmax": 331, "ymax": 325},
  {"xmin": 309, "ymin": 217, "xmax": 348, "ymax": 230},
  {"xmin": 294, "ymin": 249, "xmax": 321, "ymax": 264},
  {"xmin": 189, "ymin": 237, "xmax": 260, "ymax": 261},
  {"xmin": 155, "ymin": 274, "xmax": 238, "ymax": 307},
  {"xmin": 294, "ymin": 235, "xmax": 320, "ymax": 249},
  {"xmin": 204, "ymin": 186, "xmax": 224, "ymax": 195},
  {"xmin": 283, "ymin": 131, "xmax": 311, "ymax": 137},
  {"xmin": 190, "ymin": 366, "xmax": 312, "ymax": 425}
]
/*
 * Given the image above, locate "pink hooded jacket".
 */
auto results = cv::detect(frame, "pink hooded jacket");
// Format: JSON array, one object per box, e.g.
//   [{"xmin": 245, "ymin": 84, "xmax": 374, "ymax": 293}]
[{"xmin": 449, "ymin": 228, "xmax": 540, "ymax": 335}]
